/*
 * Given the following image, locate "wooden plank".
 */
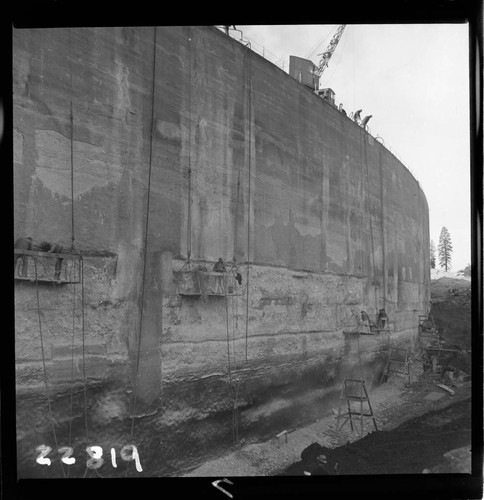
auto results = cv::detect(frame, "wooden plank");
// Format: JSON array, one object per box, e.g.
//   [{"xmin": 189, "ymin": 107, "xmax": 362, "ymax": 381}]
[
  {"xmin": 425, "ymin": 347, "xmax": 459, "ymax": 352},
  {"xmin": 14, "ymin": 276, "xmax": 79, "ymax": 284},
  {"xmin": 435, "ymin": 383, "xmax": 455, "ymax": 396},
  {"xmin": 14, "ymin": 249, "xmax": 81, "ymax": 259}
]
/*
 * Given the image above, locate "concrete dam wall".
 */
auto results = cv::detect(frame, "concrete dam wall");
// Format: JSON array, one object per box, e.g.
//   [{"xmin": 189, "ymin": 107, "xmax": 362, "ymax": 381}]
[{"xmin": 13, "ymin": 26, "xmax": 431, "ymax": 477}]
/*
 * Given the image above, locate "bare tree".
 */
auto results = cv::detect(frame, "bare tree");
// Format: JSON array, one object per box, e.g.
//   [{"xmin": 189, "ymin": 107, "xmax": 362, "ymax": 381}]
[{"xmin": 438, "ymin": 226, "xmax": 453, "ymax": 271}]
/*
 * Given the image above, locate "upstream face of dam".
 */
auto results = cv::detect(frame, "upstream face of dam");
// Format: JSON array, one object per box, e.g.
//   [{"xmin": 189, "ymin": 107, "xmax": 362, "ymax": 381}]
[{"xmin": 13, "ymin": 26, "xmax": 430, "ymax": 477}]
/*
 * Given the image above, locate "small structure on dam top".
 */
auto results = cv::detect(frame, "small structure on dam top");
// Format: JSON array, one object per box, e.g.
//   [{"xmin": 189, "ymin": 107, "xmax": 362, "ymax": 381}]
[{"xmin": 13, "ymin": 25, "xmax": 430, "ymax": 477}]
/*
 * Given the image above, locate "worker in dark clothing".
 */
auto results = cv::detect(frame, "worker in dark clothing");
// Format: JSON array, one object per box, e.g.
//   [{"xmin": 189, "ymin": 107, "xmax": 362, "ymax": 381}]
[
  {"xmin": 213, "ymin": 258, "xmax": 226, "ymax": 273},
  {"xmin": 213, "ymin": 258, "xmax": 226, "ymax": 294},
  {"xmin": 14, "ymin": 237, "xmax": 33, "ymax": 277},
  {"xmin": 359, "ymin": 310, "xmax": 371, "ymax": 334},
  {"xmin": 361, "ymin": 115, "xmax": 372, "ymax": 130},
  {"xmin": 376, "ymin": 308, "xmax": 388, "ymax": 330},
  {"xmin": 39, "ymin": 241, "xmax": 65, "ymax": 280}
]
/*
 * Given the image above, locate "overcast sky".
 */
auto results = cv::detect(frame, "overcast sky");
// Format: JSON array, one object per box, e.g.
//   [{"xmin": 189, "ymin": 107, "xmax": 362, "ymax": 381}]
[{"xmin": 233, "ymin": 24, "xmax": 471, "ymax": 271}]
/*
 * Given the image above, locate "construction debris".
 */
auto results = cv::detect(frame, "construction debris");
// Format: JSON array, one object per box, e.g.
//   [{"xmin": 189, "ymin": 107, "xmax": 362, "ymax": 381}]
[
  {"xmin": 276, "ymin": 430, "xmax": 288, "ymax": 445},
  {"xmin": 435, "ymin": 383, "xmax": 455, "ymax": 396}
]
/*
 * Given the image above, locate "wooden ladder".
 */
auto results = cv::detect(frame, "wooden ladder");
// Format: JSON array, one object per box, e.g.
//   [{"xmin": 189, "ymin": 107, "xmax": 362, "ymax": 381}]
[{"xmin": 336, "ymin": 378, "xmax": 378, "ymax": 437}]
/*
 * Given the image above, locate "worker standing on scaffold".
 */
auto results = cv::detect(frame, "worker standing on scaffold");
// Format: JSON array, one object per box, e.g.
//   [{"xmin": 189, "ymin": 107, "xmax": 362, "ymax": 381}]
[
  {"xmin": 213, "ymin": 257, "xmax": 226, "ymax": 294},
  {"xmin": 39, "ymin": 241, "xmax": 65, "ymax": 280},
  {"xmin": 360, "ymin": 310, "xmax": 370, "ymax": 330},
  {"xmin": 376, "ymin": 308, "xmax": 389, "ymax": 330},
  {"xmin": 14, "ymin": 237, "xmax": 33, "ymax": 277}
]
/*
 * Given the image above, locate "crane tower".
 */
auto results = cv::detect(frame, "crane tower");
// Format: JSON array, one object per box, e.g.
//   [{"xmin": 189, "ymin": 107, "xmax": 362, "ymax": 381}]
[
  {"xmin": 315, "ymin": 24, "xmax": 346, "ymax": 79},
  {"xmin": 289, "ymin": 25, "xmax": 346, "ymax": 95}
]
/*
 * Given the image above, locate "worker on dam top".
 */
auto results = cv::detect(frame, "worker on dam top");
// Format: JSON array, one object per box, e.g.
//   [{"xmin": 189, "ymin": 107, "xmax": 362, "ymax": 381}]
[
  {"xmin": 14, "ymin": 237, "xmax": 33, "ymax": 277},
  {"xmin": 353, "ymin": 109, "xmax": 362, "ymax": 124},
  {"xmin": 361, "ymin": 115, "xmax": 373, "ymax": 130},
  {"xmin": 39, "ymin": 241, "xmax": 65, "ymax": 280}
]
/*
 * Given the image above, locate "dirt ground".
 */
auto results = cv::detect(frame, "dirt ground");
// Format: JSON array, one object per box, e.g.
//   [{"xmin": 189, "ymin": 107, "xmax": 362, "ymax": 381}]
[
  {"xmin": 182, "ymin": 274, "xmax": 473, "ymax": 477},
  {"xmin": 282, "ymin": 387, "xmax": 471, "ymax": 475},
  {"xmin": 182, "ymin": 366, "xmax": 471, "ymax": 476}
]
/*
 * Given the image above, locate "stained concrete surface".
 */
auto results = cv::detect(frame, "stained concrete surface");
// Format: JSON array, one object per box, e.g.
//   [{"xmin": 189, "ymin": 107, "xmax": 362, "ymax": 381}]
[{"xmin": 14, "ymin": 25, "xmax": 431, "ymax": 477}]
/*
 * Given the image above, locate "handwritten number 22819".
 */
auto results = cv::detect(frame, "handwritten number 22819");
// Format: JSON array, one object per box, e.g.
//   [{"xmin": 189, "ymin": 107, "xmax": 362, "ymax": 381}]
[{"xmin": 35, "ymin": 444, "xmax": 143, "ymax": 472}]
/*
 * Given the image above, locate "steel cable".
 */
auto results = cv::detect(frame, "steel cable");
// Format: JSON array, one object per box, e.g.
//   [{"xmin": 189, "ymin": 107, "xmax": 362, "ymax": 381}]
[
  {"xmin": 80, "ymin": 256, "xmax": 90, "ymax": 478},
  {"xmin": 127, "ymin": 25, "xmax": 158, "ymax": 476},
  {"xmin": 245, "ymin": 43, "xmax": 252, "ymax": 362},
  {"xmin": 33, "ymin": 259, "xmax": 67, "ymax": 478},
  {"xmin": 67, "ymin": 264, "xmax": 76, "ymax": 477},
  {"xmin": 187, "ymin": 27, "xmax": 192, "ymax": 260}
]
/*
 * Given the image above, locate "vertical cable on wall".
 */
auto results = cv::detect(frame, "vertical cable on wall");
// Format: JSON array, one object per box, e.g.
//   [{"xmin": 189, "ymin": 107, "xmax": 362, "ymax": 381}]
[
  {"xmin": 33, "ymin": 260, "xmax": 67, "ymax": 478},
  {"xmin": 225, "ymin": 295, "xmax": 233, "ymax": 385},
  {"xmin": 67, "ymin": 271, "xmax": 76, "ymax": 478},
  {"xmin": 379, "ymin": 148, "xmax": 387, "ymax": 307},
  {"xmin": 69, "ymin": 29, "xmax": 75, "ymax": 251},
  {"xmin": 80, "ymin": 256, "xmax": 89, "ymax": 443},
  {"xmin": 67, "ymin": 28, "xmax": 76, "ymax": 477},
  {"xmin": 359, "ymin": 133, "xmax": 364, "ymax": 274},
  {"xmin": 244, "ymin": 43, "xmax": 252, "ymax": 362},
  {"xmin": 187, "ymin": 28, "xmax": 192, "ymax": 260},
  {"xmin": 363, "ymin": 131, "xmax": 378, "ymax": 312},
  {"xmin": 67, "ymin": 28, "xmax": 89, "ymax": 477},
  {"xmin": 128, "ymin": 26, "xmax": 158, "ymax": 460}
]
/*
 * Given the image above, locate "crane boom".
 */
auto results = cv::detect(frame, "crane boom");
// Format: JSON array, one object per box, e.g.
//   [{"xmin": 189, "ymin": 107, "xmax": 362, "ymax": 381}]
[{"xmin": 315, "ymin": 24, "xmax": 346, "ymax": 77}]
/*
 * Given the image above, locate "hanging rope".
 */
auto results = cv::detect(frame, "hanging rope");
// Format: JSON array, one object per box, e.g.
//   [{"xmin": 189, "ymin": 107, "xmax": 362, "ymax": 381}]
[
  {"xmin": 352, "ymin": 28, "xmax": 356, "ymax": 114},
  {"xmin": 187, "ymin": 167, "xmax": 192, "ymax": 260},
  {"xmin": 33, "ymin": 259, "xmax": 67, "ymax": 478},
  {"xmin": 80, "ymin": 256, "xmax": 89, "ymax": 439},
  {"xmin": 379, "ymin": 148, "xmax": 387, "ymax": 308},
  {"xmin": 225, "ymin": 294, "xmax": 233, "ymax": 385},
  {"xmin": 70, "ymin": 102, "xmax": 75, "ymax": 251},
  {"xmin": 225, "ymin": 288, "xmax": 241, "ymax": 446},
  {"xmin": 244, "ymin": 43, "xmax": 252, "ymax": 362},
  {"xmin": 362, "ymin": 131, "xmax": 379, "ymax": 314},
  {"xmin": 67, "ymin": 264, "xmax": 76, "ymax": 478},
  {"xmin": 69, "ymin": 28, "xmax": 75, "ymax": 252},
  {"xmin": 68, "ymin": 29, "xmax": 90, "ymax": 477},
  {"xmin": 357, "ymin": 330, "xmax": 364, "ymax": 381},
  {"xmin": 233, "ymin": 174, "xmax": 241, "ymax": 258},
  {"xmin": 228, "ymin": 44, "xmax": 251, "ymax": 374},
  {"xmin": 187, "ymin": 28, "xmax": 193, "ymax": 261},
  {"xmin": 231, "ymin": 293, "xmax": 237, "ymax": 368},
  {"xmin": 232, "ymin": 380, "xmax": 240, "ymax": 445},
  {"xmin": 127, "ymin": 27, "xmax": 158, "ymax": 476}
]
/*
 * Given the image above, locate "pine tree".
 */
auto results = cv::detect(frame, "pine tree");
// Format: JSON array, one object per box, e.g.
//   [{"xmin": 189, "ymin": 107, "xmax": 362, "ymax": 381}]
[
  {"xmin": 430, "ymin": 240, "xmax": 436, "ymax": 269},
  {"xmin": 438, "ymin": 226, "xmax": 453, "ymax": 271}
]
